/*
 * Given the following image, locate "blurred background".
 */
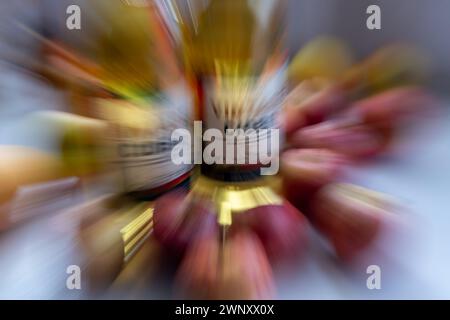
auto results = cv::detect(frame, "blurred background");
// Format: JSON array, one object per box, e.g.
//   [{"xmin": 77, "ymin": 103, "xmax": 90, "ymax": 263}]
[
  {"xmin": 287, "ymin": 0, "xmax": 450, "ymax": 94},
  {"xmin": 0, "ymin": 0, "xmax": 449, "ymax": 299}
]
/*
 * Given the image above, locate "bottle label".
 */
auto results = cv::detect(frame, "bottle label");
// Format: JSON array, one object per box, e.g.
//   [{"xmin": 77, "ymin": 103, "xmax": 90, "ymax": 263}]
[
  {"xmin": 201, "ymin": 67, "xmax": 286, "ymax": 178},
  {"xmin": 204, "ymin": 68, "xmax": 286, "ymax": 130},
  {"xmin": 96, "ymin": 83, "xmax": 192, "ymax": 193}
]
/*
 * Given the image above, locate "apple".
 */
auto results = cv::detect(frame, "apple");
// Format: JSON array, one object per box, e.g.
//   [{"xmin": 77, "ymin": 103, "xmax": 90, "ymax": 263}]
[
  {"xmin": 176, "ymin": 228, "xmax": 274, "ymax": 299},
  {"xmin": 348, "ymin": 86, "xmax": 435, "ymax": 128},
  {"xmin": 174, "ymin": 230, "xmax": 220, "ymax": 299},
  {"xmin": 311, "ymin": 183, "xmax": 395, "ymax": 261},
  {"xmin": 153, "ymin": 191, "xmax": 218, "ymax": 255},
  {"xmin": 344, "ymin": 87, "xmax": 436, "ymax": 152},
  {"xmin": 280, "ymin": 148, "xmax": 349, "ymax": 211},
  {"xmin": 152, "ymin": 191, "xmax": 187, "ymax": 251},
  {"xmin": 283, "ymin": 82, "xmax": 348, "ymax": 135},
  {"xmin": 173, "ymin": 198, "xmax": 219, "ymax": 251},
  {"xmin": 288, "ymin": 119, "xmax": 388, "ymax": 159},
  {"xmin": 232, "ymin": 202, "xmax": 309, "ymax": 264},
  {"xmin": 217, "ymin": 229, "xmax": 275, "ymax": 299}
]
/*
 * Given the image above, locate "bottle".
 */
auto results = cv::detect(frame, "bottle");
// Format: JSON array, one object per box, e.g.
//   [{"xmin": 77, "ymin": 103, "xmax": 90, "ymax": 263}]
[
  {"xmin": 92, "ymin": 0, "xmax": 193, "ymax": 200},
  {"xmin": 157, "ymin": 3, "xmax": 310, "ymax": 296},
  {"xmin": 170, "ymin": 0, "xmax": 288, "ymax": 181},
  {"xmin": 162, "ymin": 0, "xmax": 292, "ymax": 228}
]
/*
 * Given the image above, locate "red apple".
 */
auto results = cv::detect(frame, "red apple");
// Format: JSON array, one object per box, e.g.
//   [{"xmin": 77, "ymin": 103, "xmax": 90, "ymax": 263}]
[
  {"xmin": 289, "ymin": 119, "xmax": 389, "ymax": 159},
  {"xmin": 153, "ymin": 191, "xmax": 218, "ymax": 254},
  {"xmin": 280, "ymin": 148, "xmax": 349, "ymax": 210},
  {"xmin": 152, "ymin": 190, "xmax": 188, "ymax": 251},
  {"xmin": 284, "ymin": 82, "xmax": 348, "ymax": 136},
  {"xmin": 174, "ymin": 198, "xmax": 219, "ymax": 250},
  {"xmin": 176, "ymin": 228, "xmax": 275, "ymax": 299},
  {"xmin": 175, "ymin": 230, "xmax": 220, "ymax": 299},
  {"xmin": 348, "ymin": 86, "xmax": 435, "ymax": 128},
  {"xmin": 218, "ymin": 230, "xmax": 275, "ymax": 299},
  {"xmin": 311, "ymin": 183, "xmax": 395, "ymax": 261},
  {"xmin": 233, "ymin": 202, "xmax": 309, "ymax": 264}
]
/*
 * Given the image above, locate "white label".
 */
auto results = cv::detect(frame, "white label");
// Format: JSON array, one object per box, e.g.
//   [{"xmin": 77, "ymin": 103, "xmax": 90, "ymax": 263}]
[
  {"xmin": 203, "ymin": 67, "xmax": 286, "ymax": 164},
  {"xmin": 99, "ymin": 83, "xmax": 192, "ymax": 192}
]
